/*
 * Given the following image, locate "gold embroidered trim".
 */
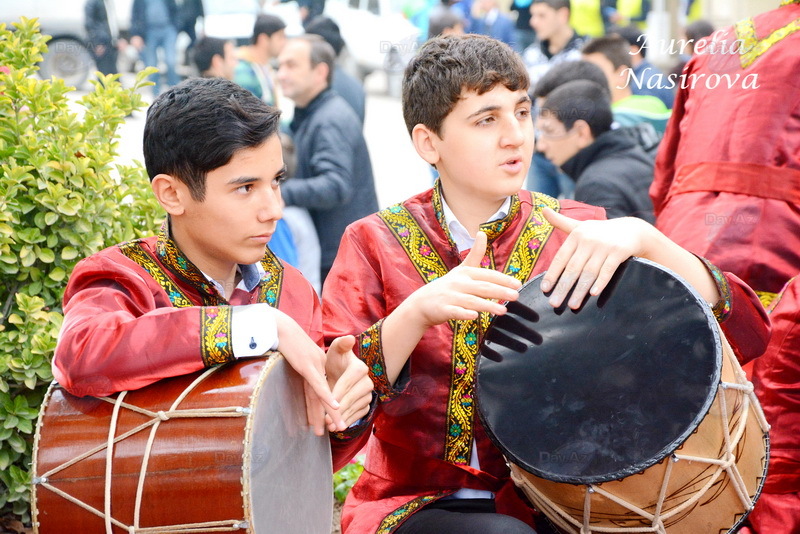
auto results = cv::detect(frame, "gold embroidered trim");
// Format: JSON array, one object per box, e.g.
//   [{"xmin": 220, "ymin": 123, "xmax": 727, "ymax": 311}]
[
  {"xmin": 359, "ymin": 319, "xmax": 395, "ymax": 402},
  {"xmin": 118, "ymin": 241, "xmax": 194, "ymax": 308},
  {"xmin": 200, "ymin": 306, "xmax": 234, "ymax": 366},
  {"xmin": 259, "ymin": 248, "xmax": 284, "ymax": 307},
  {"xmin": 735, "ymin": 15, "xmax": 800, "ymax": 69},
  {"xmin": 755, "ymin": 290, "xmax": 778, "ymax": 310},
  {"xmin": 378, "ymin": 205, "xmax": 449, "ymax": 283},
  {"xmin": 376, "ymin": 493, "xmax": 450, "ymax": 534},
  {"xmin": 378, "ymin": 193, "xmax": 560, "ymax": 466},
  {"xmin": 156, "ymin": 221, "xmax": 224, "ymax": 305}
]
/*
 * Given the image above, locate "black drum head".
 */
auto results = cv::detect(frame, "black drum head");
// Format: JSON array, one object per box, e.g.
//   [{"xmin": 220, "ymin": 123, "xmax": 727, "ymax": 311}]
[{"xmin": 477, "ymin": 257, "xmax": 721, "ymax": 484}]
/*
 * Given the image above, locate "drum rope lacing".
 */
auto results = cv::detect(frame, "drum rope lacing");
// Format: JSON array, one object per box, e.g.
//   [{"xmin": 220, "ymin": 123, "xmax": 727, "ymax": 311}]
[
  {"xmin": 34, "ymin": 366, "xmax": 252, "ymax": 533},
  {"xmin": 509, "ymin": 336, "xmax": 770, "ymax": 534}
]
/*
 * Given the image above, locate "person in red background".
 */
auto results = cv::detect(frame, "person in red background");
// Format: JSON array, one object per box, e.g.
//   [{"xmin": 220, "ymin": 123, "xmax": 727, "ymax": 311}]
[
  {"xmin": 649, "ymin": 2, "xmax": 800, "ymax": 531},
  {"xmin": 650, "ymin": 0, "xmax": 800, "ymax": 305},
  {"xmin": 323, "ymin": 35, "xmax": 769, "ymax": 534}
]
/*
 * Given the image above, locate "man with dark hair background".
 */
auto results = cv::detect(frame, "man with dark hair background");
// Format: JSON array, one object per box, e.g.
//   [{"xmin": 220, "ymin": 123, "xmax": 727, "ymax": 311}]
[
  {"xmin": 277, "ymin": 35, "xmax": 378, "ymax": 284},
  {"xmin": 304, "ymin": 16, "xmax": 366, "ymax": 126},
  {"xmin": 536, "ymin": 79, "xmax": 655, "ymax": 221}
]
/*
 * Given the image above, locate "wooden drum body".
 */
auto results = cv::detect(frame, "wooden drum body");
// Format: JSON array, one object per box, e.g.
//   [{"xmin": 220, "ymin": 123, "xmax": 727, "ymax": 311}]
[
  {"xmin": 32, "ymin": 354, "xmax": 332, "ymax": 533},
  {"xmin": 477, "ymin": 258, "xmax": 769, "ymax": 534}
]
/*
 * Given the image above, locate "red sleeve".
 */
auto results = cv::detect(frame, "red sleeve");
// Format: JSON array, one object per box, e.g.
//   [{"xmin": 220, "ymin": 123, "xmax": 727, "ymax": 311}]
[
  {"xmin": 53, "ymin": 253, "xmax": 220, "ymax": 397},
  {"xmin": 719, "ymin": 272, "xmax": 771, "ymax": 365}
]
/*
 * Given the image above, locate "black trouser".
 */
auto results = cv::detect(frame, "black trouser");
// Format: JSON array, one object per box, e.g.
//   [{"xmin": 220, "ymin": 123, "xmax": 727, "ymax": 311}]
[{"xmin": 393, "ymin": 498, "xmax": 539, "ymax": 534}]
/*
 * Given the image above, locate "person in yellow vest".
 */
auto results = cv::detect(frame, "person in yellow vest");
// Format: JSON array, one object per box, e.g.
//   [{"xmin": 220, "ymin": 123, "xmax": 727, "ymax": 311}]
[{"xmin": 570, "ymin": 0, "xmax": 605, "ymax": 37}]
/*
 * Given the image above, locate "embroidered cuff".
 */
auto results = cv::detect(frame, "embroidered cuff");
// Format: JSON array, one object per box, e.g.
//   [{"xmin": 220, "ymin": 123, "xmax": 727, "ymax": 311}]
[
  {"xmin": 358, "ymin": 319, "xmax": 404, "ymax": 402},
  {"xmin": 200, "ymin": 306, "xmax": 235, "ymax": 366},
  {"xmin": 330, "ymin": 392, "xmax": 378, "ymax": 441},
  {"xmin": 696, "ymin": 256, "xmax": 732, "ymax": 322}
]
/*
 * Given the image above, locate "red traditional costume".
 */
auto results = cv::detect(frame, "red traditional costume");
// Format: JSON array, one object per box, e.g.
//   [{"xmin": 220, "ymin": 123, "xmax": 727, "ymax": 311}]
[
  {"xmin": 53, "ymin": 222, "xmax": 322, "ymax": 398},
  {"xmin": 324, "ymin": 185, "xmax": 769, "ymax": 534},
  {"xmin": 740, "ymin": 276, "xmax": 800, "ymax": 534},
  {"xmin": 650, "ymin": 0, "xmax": 800, "ymax": 302}
]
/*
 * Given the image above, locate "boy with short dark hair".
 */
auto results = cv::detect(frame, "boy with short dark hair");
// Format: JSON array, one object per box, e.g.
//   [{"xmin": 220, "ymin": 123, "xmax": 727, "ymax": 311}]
[
  {"xmin": 53, "ymin": 77, "xmax": 372, "ymax": 438},
  {"xmin": 322, "ymin": 35, "xmax": 769, "ymax": 533}
]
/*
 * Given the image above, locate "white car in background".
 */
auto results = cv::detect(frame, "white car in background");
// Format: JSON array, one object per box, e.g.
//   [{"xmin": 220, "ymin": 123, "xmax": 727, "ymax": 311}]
[
  {"xmin": 1, "ymin": 0, "xmax": 97, "ymax": 88},
  {"xmin": 262, "ymin": 0, "xmax": 419, "ymax": 81}
]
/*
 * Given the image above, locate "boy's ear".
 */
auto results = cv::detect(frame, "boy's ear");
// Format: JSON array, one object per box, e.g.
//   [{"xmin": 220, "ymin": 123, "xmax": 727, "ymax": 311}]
[
  {"xmin": 150, "ymin": 174, "xmax": 187, "ymax": 216},
  {"xmin": 411, "ymin": 124, "xmax": 441, "ymax": 166},
  {"xmin": 573, "ymin": 120, "xmax": 595, "ymax": 148}
]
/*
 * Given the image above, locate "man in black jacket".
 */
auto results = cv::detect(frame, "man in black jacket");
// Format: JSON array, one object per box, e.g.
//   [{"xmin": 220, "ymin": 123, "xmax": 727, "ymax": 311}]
[
  {"xmin": 277, "ymin": 35, "xmax": 379, "ymax": 284},
  {"xmin": 535, "ymin": 79, "xmax": 655, "ymax": 222}
]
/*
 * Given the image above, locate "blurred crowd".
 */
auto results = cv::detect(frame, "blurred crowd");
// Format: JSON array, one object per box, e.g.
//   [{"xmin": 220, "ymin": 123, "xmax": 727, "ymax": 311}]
[{"xmin": 74, "ymin": 1, "xmax": 800, "ymax": 532}]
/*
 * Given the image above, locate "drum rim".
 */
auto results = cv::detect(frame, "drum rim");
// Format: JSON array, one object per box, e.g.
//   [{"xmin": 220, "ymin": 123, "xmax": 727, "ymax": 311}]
[{"xmin": 477, "ymin": 257, "xmax": 724, "ymax": 484}]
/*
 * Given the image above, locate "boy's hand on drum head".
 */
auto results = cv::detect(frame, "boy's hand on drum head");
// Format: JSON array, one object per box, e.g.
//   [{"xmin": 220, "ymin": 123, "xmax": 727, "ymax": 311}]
[
  {"xmin": 274, "ymin": 310, "xmax": 342, "ymax": 436},
  {"xmin": 408, "ymin": 231, "xmax": 522, "ymax": 328},
  {"xmin": 541, "ymin": 209, "xmax": 652, "ymax": 309},
  {"xmin": 324, "ymin": 335, "xmax": 373, "ymax": 432}
]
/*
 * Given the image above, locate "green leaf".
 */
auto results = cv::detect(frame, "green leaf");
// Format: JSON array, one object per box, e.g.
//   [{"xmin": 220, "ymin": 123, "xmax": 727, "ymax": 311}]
[
  {"xmin": 47, "ymin": 267, "xmax": 66, "ymax": 282},
  {"xmin": 44, "ymin": 211, "xmax": 59, "ymax": 225},
  {"xmin": 61, "ymin": 246, "xmax": 79, "ymax": 260},
  {"xmin": 37, "ymin": 247, "xmax": 55, "ymax": 263}
]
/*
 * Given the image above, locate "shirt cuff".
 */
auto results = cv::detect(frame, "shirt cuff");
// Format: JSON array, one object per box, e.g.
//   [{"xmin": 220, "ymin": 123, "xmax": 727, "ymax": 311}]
[{"xmin": 231, "ymin": 304, "xmax": 279, "ymax": 358}]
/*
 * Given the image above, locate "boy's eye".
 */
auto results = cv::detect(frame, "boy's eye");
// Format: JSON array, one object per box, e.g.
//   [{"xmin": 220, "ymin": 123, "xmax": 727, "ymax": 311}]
[
  {"xmin": 272, "ymin": 173, "xmax": 287, "ymax": 187},
  {"xmin": 237, "ymin": 184, "xmax": 254, "ymax": 193},
  {"xmin": 477, "ymin": 116, "xmax": 495, "ymax": 126},
  {"xmin": 517, "ymin": 108, "xmax": 531, "ymax": 118}
]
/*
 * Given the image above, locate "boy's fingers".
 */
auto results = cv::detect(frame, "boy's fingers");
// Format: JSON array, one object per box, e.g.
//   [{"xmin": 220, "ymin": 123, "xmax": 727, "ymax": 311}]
[
  {"xmin": 462, "ymin": 231, "xmax": 488, "ymax": 268},
  {"xmin": 543, "ymin": 207, "xmax": 579, "ymax": 234}
]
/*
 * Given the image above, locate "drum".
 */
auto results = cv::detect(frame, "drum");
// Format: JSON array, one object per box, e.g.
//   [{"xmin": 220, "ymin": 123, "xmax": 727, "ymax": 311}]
[
  {"xmin": 477, "ymin": 258, "xmax": 769, "ymax": 534},
  {"xmin": 31, "ymin": 353, "xmax": 333, "ymax": 533}
]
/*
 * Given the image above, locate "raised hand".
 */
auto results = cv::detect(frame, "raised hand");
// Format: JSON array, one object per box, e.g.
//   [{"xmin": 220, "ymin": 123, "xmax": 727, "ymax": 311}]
[
  {"xmin": 381, "ymin": 231, "xmax": 522, "ymax": 384},
  {"xmin": 411, "ymin": 231, "xmax": 523, "ymax": 327},
  {"xmin": 325, "ymin": 335, "xmax": 373, "ymax": 432}
]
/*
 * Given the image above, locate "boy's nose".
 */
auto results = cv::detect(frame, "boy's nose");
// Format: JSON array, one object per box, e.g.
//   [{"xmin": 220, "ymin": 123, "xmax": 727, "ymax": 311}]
[
  {"xmin": 258, "ymin": 189, "xmax": 283, "ymax": 222},
  {"xmin": 502, "ymin": 118, "xmax": 526, "ymax": 147}
]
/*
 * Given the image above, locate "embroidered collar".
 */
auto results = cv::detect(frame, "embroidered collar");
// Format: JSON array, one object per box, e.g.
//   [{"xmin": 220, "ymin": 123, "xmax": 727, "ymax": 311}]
[
  {"xmin": 431, "ymin": 179, "xmax": 521, "ymax": 250},
  {"xmin": 155, "ymin": 219, "xmax": 263, "ymax": 299}
]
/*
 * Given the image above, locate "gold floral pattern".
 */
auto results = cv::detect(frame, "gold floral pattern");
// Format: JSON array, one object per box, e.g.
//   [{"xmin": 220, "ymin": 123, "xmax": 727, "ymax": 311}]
[
  {"xmin": 118, "ymin": 241, "xmax": 194, "ymax": 308},
  {"xmin": 200, "ymin": 306, "xmax": 234, "ymax": 366},
  {"xmin": 735, "ymin": 15, "xmax": 800, "ymax": 69},
  {"xmin": 378, "ymin": 192, "xmax": 560, "ymax": 466},
  {"xmin": 376, "ymin": 493, "xmax": 450, "ymax": 534}
]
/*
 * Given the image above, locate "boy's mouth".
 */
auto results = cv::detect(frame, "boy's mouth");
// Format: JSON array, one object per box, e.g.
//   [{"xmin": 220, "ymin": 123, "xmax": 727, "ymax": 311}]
[{"xmin": 501, "ymin": 157, "xmax": 523, "ymax": 172}]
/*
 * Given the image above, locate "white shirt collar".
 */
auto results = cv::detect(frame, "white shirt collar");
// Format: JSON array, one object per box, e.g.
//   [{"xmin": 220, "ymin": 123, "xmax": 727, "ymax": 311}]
[{"xmin": 441, "ymin": 196, "xmax": 512, "ymax": 253}]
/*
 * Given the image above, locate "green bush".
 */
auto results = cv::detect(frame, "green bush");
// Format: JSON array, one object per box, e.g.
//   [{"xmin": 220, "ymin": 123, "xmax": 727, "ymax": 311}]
[{"xmin": 0, "ymin": 18, "xmax": 162, "ymax": 522}]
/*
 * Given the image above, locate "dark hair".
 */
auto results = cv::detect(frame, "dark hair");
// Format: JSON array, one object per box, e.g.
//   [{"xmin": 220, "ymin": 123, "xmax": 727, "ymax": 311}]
[
  {"xmin": 533, "ymin": 60, "xmax": 610, "ymax": 99},
  {"xmin": 143, "ymin": 78, "xmax": 281, "ymax": 201},
  {"xmin": 252, "ymin": 14, "xmax": 286, "ymax": 44},
  {"xmin": 304, "ymin": 16, "xmax": 345, "ymax": 56},
  {"xmin": 292, "ymin": 35, "xmax": 336, "ymax": 86},
  {"xmin": 582, "ymin": 34, "xmax": 632, "ymax": 70},
  {"xmin": 541, "ymin": 79, "xmax": 613, "ymax": 138},
  {"xmin": 193, "ymin": 36, "xmax": 227, "ymax": 75},
  {"xmin": 428, "ymin": 6, "xmax": 463, "ymax": 39},
  {"xmin": 402, "ymin": 34, "xmax": 529, "ymax": 136},
  {"xmin": 531, "ymin": 0, "xmax": 571, "ymax": 12},
  {"xmin": 612, "ymin": 24, "xmax": 647, "ymax": 58},
  {"xmin": 685, "ymin": 20, "xmax": 715, "ymax": 43}
]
